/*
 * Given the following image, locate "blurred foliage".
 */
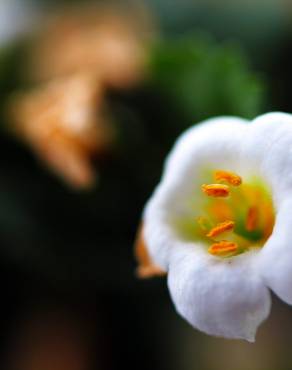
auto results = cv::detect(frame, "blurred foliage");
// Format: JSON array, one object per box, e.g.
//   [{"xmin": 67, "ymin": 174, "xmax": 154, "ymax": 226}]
[
  {"xmin": 149, "ymin": 35, "xmax": 265, "ymax": 124},
  {"xmin": 0, "ymin": 44, "xmax": 24, "ymax": 99},
  {"xmin": 147, "ymin": 0, "xmax": 288, "ymax": 55}
]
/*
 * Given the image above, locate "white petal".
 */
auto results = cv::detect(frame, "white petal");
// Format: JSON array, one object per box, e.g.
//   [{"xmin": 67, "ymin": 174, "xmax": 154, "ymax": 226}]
[
  {"xmin": 243, "ymin": 112, "xmax": 292, "ymax": 204},
  {"xmin": 163, "ymin": 116, "xmax": 249, "ymax": 187},
  {"xmin": 143, "ymin": 117, "xmax": 248, "ymax": 269},
  {"xmin": 241, "ymin": 112, "xmax": 292, "ymax": 304},
  {"xmin": 168, "ymin": 246, "xmax": 271, "ymax": 341},
  {"xmin": 258, "ymin": 197, "xmax": 292, "ymax": 304}
]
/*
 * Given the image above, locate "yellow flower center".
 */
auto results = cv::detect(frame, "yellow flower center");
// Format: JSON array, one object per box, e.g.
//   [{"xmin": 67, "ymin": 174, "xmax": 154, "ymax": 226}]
[{"xmin": 198, "ymin": 170, "xmax": 275, "ymax": 258}]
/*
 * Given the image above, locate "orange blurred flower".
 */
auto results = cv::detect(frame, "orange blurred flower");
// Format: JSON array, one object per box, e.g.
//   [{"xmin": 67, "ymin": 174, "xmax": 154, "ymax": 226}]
[
  {"xmin": 7, "ymin": 3, "xmax": 154, "ymax": 189},
  {"xmin": 28, "ymin": 4, "xmax": 152, "ymax": 88},
  {"xmin": 9, "ymin": 73, "xmax": 114, "ymax": 189}
]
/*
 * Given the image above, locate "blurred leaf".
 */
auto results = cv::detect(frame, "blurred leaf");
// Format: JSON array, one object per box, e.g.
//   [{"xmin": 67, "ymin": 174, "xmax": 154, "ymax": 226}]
[{"xmin": 149, "ymin": 34, "xmax": 265, "ymax": 127}]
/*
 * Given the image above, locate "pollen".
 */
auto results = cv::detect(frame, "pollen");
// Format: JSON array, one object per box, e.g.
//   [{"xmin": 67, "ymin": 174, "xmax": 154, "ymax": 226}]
[
  {"xmin": 208, "ymin": 241, "xmax": 238, "ymax": 257},
  {"xmin": 201, "ymin": 183, "xmax": 230, "ymax": 197},
  {"xmin": 207, "ymin": 220, "xmax": 235, "ymax": 239},
  {"xmin": 246, "ymin": 206, "xmax": 259, "ymax": 232},
  {"xmin": 214, "ymin": 170, "xmax": 242, "ymax": 186}
]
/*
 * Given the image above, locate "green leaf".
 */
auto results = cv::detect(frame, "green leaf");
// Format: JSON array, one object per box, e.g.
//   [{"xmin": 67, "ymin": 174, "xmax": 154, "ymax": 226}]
[{"xmin": 148, "ymin": 34, "xmax": 265, "ymax": 128}]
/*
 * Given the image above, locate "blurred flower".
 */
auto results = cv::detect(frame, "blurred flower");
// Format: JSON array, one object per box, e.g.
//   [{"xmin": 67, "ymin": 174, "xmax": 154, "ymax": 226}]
[
  {"xmin": 137, "ymin": 112, "xmax": 292, "ymax": 341},
  {"xmin": 28, "ymin": 4, "xmax": 151, "ymax": 89},
  {"xmin": 9, "ymin": 73, "xmax": 114, "ymax": 189},
  {"xmin": 5, "ymin": 3, "xmax": 153, "ymax": 189}
]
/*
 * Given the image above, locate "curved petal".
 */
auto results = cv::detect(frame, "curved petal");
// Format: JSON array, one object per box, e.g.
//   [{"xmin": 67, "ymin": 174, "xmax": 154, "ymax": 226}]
[
  {"xmin": 163, "ymin": 116, "xmax": 249, "ymax": 186},
  {"xmin": 258, "ymin": 198, "xmax": 292, "ymax": 304},
  {"xmin": 241, "ymin": 113, "xmax": 292, "ymax": 304},
  {"xmin": 243, "ymin": 112, "xmax": 292, "ymax": 204},
  {"xmin": 168, "ymin": 246, "xmax": 271, "ymax": 341},
  {"xmin": 144, "ymin": 117, "xmax": 248, "ymax": 269}
]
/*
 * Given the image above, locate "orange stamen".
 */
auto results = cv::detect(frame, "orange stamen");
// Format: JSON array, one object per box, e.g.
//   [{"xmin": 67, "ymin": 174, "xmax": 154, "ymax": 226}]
[
  {"xmin": 246, "ymin": 206, "xmax": 259, "ymax": 232},
  {"xmin": 208, "ymin": 200, "xmax": 234, "ymax": 222},
  {"xmin": 207, "ymin": 220, "xmax": 235, "ymax": 239},
  {"xmin": 263, "ymin": 202, "xmax": 275, "ymax": 239},
  {"xmin": 208, "ymin": 241, "xmax": 238, "ymax": 256},
  {"xmin": 214, "ymin": 170, "xmax": 242, "ymax": 186},
  {"xmin": 201, "ymin": 183, "xmax": 230, "ymax": 197}
]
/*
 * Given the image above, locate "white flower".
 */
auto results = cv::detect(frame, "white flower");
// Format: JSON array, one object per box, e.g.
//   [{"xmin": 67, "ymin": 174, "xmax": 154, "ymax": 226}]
[{"xmin": 136, "ymin": 112, "xmax": 292, "ymax": 342}]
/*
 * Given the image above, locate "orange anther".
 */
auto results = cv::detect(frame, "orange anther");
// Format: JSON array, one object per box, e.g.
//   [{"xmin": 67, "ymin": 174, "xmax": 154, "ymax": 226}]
[
  {"xmin": 214, "ymin": 170, "xmax": 242, "ymax": 186},
  {"xmin": 208, "ymin": 241, "xmax": 238, "ymax": 256},
  {"xmin": 246, "ymin": 206, "xmax": 259, "ymax": 232},
  {"xmin": 207, "ymin": 220, "xmax": 235, "ymax": 239},
  {"xmin": 201, "ymin": 183, "xmax": 230, "ymax": 197}
]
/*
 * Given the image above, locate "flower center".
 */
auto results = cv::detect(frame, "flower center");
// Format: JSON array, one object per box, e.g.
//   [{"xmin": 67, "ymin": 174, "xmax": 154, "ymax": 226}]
[{"xmin": 197, "ymin": 170, "xmax": 275, "ymax": 257}]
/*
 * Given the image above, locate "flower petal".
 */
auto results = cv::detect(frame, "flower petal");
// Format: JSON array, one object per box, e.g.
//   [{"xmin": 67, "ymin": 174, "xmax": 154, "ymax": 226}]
[
  {"xmin": 134, "ymin": 224, "xmax": 166, "ymax": 279},
  {"xmin": 168, "ymin": 246, "xmax": 271, "ymax": 341},
  {"xmin": 241, "ymin": 112, "xmax": 292, "ymax": 304},
  {"xmin": 243, "ymin": 112, "xmax": 292, "ymax": 204},
  {"xmin": 258, "ymin": 197, "xmax": 292, "ymax": 304}
]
